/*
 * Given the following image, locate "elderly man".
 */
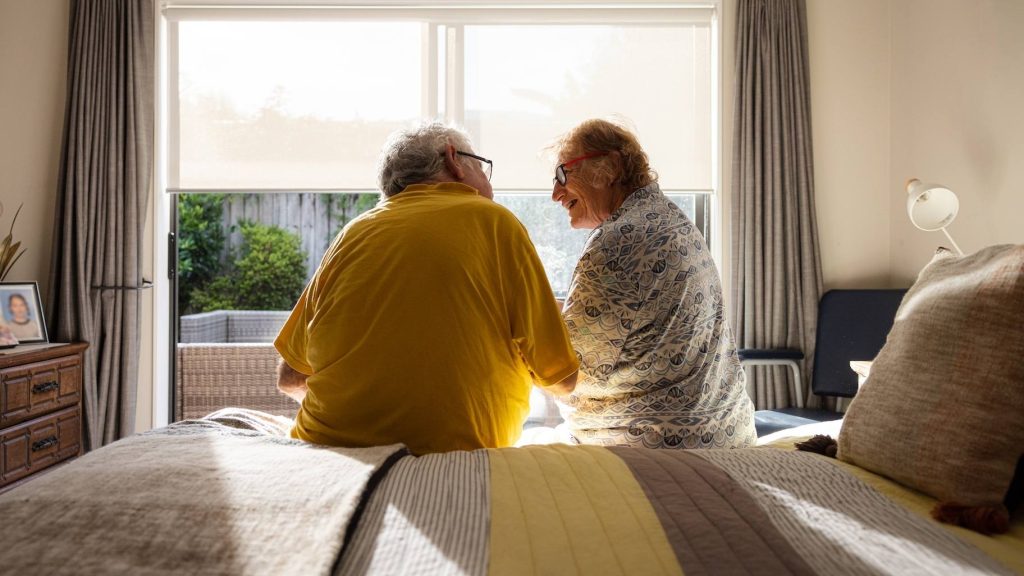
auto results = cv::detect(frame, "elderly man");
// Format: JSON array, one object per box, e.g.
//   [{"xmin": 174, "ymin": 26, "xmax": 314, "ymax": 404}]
[{"xmin": 274, "ymin": 122, "xmax": 578, "ymax": 454}]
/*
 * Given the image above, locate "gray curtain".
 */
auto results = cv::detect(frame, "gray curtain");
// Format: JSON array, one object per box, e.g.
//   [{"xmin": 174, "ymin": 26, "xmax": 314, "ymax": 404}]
[
  {"xmin": 48, "ymin": 0, "xmax": 154, "ymax": 450},
  {"xmin": 731, "ymin": 0, "xmax": 823, "ymax": 409}
]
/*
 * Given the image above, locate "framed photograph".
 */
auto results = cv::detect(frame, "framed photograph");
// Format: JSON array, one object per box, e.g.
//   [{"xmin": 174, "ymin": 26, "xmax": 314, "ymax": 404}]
[
  {"xmin": 0, "ymin": 317, "xmax": 17, "ymax": 349},
  {"xmin": 0, "ymin": 282, "xmax": 48, "ymax": 344}
]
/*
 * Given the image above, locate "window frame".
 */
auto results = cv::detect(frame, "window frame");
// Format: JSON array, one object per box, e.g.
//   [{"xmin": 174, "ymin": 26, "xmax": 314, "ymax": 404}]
[{"xmin": 152, "ymin": 0, "xmax": 723, "ymax": 427}]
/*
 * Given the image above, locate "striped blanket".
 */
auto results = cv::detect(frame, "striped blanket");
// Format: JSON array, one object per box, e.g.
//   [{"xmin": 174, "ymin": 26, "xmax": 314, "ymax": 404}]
[
  {"xmin": 340, "ymin": 445, "xmax": 1020, "ymax": 576},
  {"xmin": 0, "ymin": 416, "xmax": 1020, "ymax": 575}
]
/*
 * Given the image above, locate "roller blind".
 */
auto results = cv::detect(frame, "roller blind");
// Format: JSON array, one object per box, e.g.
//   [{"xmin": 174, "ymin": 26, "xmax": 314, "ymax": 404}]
[{"xmin": 165, "ymin": 3, "xmax": 715, "ymax": 193}]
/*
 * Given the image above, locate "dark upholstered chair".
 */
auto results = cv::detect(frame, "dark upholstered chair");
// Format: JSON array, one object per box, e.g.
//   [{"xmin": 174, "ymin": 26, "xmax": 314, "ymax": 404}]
[{"xmin": 739, "ymin": 289, "xmax": 907, "ymax": 437}]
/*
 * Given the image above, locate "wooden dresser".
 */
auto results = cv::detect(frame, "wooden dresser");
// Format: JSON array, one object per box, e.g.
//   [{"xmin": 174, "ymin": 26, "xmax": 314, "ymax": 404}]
[{"xmin": 0, "ymin": 342, "xmax": 88, "ymax": 493}]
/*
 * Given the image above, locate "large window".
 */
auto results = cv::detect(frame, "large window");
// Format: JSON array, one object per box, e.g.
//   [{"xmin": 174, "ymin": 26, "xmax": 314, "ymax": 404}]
[
  {"xmin": 168, "ymin": 8, "xmax": 716, "ymax": 293},
  {"xmin": 163, "ymin": 2, "xmax": 718, "ymax": 422}
]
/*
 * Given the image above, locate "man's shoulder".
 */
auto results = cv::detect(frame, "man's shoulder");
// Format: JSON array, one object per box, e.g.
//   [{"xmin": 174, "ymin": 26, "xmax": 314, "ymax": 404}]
[
  {"xmin": 332, "ymin": 204, "xmax": 385, "ymax": 238},
  {"xmin": 448, "ymin": 196, "xmax": 527, "ymax": 230}
]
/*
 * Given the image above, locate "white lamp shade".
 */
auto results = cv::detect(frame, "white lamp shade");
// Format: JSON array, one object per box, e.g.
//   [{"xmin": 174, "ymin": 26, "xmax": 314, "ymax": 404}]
[{"xmin": 906, "ymin": 179, "xmax": 959, "ymax": 231}]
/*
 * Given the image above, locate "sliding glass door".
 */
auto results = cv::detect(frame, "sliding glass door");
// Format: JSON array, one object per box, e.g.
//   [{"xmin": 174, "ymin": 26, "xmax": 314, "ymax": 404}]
[{"xmin": 161, "ymin": 2, "xmax": 719, "ymax": 424}]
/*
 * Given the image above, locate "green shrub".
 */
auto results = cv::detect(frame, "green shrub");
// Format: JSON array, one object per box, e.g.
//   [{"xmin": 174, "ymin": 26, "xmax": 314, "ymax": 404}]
[
  {"xmin": 192, "ymin": 220, "xmax": 307, "ymax": 312},
  {"xmin": 178, "ymin": 194, "xmax": 226, "ymax": 314}
]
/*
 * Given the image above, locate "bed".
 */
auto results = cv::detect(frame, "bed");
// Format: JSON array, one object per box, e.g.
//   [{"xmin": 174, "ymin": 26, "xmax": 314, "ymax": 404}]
[
  {"xmin": 2, "ymin": 247, "xmax": 1020, "ymax": 575},
  {"xmin": 0, "ymin": 411, "xmax": 1019, "ymax": 576}
]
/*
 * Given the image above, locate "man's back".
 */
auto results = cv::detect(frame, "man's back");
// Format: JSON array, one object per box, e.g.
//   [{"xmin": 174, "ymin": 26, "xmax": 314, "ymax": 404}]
[{"xmin": 275, "ymin": 183, "xmax": 576, "ymax": 454}]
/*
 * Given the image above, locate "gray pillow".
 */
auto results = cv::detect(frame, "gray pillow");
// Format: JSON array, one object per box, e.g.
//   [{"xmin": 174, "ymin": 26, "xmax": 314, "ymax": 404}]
[{"xmin": 838, "ymin": 244, "xmax": 1024, "ymax": 534}]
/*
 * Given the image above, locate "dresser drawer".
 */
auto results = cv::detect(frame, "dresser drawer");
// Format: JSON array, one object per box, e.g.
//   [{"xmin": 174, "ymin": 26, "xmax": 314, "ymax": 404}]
[
  {"xmin": 0, "ymin": 405, "xmax": 81, "ymax": 489},
  {"xmin": 1, "ymin": 353, "xmax": 82, "ymax": 428}
]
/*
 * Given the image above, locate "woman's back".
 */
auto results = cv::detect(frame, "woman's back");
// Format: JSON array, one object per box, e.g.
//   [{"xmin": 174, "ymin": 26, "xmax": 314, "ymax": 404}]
[{"xmin": 561, "ymin": 184, "xmax": 756, "ymax": 449}]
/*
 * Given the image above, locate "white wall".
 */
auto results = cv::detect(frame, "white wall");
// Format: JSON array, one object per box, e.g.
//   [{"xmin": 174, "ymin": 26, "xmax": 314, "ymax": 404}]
[
  {"xmin": 801, "ymin": 0, "xmax": 1024, "ymax": 288},
  {"xmin": 805, "ymin": 0, "xmax": 893, "ymax": 289},
  {"xmin": 889, "ymin": 0, "xmax": 1024, "ymax": 285},
  {"xmin": 0, "ymin": 0, "xmax": 68, "ymax": 295}
]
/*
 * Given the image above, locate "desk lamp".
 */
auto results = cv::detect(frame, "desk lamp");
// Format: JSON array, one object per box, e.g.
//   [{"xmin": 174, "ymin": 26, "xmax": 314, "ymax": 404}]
[{"xmin": 905, "ymin": 178, "xmax": 964, "ymax": 256}]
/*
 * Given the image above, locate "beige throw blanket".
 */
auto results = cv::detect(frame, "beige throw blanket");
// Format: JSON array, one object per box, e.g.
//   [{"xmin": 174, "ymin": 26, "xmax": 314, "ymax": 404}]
[{"xmin": 0, "ymin": 416, "xmax": 404, "ymax": 576}]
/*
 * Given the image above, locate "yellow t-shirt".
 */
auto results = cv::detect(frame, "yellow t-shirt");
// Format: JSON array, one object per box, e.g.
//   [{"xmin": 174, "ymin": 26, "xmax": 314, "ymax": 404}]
[{"xmin": 274, "ymin": 183, "xmax": 578, "ymax": 454}]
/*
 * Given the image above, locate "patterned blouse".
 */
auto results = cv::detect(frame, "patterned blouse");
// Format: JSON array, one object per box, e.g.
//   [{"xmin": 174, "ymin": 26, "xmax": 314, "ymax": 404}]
[{"xmin": 560, "ymin": 184, "xmax": 756, "ymax": 449}]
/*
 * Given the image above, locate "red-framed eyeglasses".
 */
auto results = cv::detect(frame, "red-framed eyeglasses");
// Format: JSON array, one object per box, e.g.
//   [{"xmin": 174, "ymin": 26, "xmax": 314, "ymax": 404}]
[{"xmin": 554, "ymin": 152, "xmax": 609, "ymax": 186}]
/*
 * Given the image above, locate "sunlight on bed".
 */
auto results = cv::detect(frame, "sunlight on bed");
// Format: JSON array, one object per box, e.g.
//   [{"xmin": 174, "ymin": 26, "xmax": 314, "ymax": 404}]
[{"xmin": 749, "ymin": 478, "xmax": 1010, "ymax": 575}]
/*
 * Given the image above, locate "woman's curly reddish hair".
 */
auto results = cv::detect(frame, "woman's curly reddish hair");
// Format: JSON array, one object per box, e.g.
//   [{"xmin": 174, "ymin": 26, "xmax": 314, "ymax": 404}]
[{"xmin": 552, "ymin": 119, "xmax": 657, "ymax": 192}]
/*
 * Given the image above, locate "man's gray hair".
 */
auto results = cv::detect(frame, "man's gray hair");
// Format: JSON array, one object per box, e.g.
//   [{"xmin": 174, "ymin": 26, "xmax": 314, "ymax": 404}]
[{"xmin": 377, "ymin": 121, "xmax": 475, "ymax": 197}]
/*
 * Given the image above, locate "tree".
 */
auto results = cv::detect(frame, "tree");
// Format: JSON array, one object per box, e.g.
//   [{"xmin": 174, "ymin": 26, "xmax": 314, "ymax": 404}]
[{"xmin": 192, "ymin": 221, "xmax": 307, "ymax": 312}]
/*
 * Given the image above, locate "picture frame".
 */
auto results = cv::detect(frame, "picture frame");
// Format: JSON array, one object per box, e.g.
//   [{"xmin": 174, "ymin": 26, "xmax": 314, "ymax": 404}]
[
  {"xmin": 0, "ymin": 317, "xmax": 17, "ymax": 349},
  {"xmin": 0, "ymin": 282, "xmax": 48, "ymax": 344}
]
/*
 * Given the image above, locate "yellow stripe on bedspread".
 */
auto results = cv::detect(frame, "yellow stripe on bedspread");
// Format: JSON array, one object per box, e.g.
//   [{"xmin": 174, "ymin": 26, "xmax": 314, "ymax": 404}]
[{"xmin": 487, "ymin": 444, "xmax": 683, "ymax": 576}]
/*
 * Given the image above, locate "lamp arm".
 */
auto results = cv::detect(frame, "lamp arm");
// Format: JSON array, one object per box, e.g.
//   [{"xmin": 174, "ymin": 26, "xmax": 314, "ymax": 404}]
[{"xmin": 940, "ymin": 227, "xmax": 965, "ymax": 256}]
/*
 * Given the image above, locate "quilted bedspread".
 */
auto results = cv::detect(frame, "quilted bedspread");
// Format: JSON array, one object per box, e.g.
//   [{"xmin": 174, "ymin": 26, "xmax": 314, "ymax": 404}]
[
  {"xmin": 339, "ymin": 444, "xmax": 1021, "ymax": 576},
  {"xmin": 0, "ymin": 415, "xmax": 1020, "ymax": 576}
]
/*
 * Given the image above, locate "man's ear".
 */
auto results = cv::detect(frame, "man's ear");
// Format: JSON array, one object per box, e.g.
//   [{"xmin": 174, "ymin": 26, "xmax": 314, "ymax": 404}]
[{"xmin": 442, "ymin": 145, "xmax": 466, "ymax": 181}]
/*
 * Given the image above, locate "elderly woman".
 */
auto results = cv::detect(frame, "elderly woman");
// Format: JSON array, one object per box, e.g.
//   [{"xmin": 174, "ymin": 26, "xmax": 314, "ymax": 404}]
[{"xmin": 550, "ymin": 119, "xmax": 755, "ymax": 449}]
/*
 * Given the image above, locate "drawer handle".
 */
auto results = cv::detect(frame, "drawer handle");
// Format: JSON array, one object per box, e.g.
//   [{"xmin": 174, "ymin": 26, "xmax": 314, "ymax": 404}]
[
  {"xmin": 32, "ymin": 436, "xmax": 58, "ymax": 452},
  {"xmin": 32, "ymin": 381, "xmax": 59, "ymax": 394}
]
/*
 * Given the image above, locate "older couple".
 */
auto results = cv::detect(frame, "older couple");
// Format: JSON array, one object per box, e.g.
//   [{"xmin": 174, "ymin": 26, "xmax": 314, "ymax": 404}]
[{"xmin": 274, "ymin": 119, "xmax": 755, "ymax": 454}]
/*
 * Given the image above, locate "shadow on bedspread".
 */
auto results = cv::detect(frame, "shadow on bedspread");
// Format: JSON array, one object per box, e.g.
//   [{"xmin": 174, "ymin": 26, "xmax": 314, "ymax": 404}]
[{"xmin": 0, "ymin": 415, "xmax": 404, "ymax": 576}]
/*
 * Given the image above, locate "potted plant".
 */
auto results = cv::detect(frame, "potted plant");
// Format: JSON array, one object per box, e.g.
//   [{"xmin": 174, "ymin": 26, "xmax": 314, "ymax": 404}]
[{"xmin": 0, "ymin": 202, "xmax": 26, "ymax": 281}]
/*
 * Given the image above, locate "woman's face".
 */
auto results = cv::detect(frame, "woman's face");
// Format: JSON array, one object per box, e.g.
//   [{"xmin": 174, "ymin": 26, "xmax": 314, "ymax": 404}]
[
  {"xmin": 550, "ymin": 153, "xmax": 619, "ymax": 230},
  {"xmin": 9, "ymin": 296, "xmax": 28, "ymax": 322}
]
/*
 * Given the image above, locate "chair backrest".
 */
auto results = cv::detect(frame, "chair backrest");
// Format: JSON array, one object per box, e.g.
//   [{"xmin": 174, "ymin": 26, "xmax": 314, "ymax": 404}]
[{"xmin": 812, "ymin": 289, "xmax": 907, "ymax": 397}]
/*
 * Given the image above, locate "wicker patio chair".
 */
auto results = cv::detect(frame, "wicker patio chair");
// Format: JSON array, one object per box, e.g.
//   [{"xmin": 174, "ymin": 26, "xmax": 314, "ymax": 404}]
[{"xmin": 176, "ymin": 343, "xmax": 297, "ymax": 421}]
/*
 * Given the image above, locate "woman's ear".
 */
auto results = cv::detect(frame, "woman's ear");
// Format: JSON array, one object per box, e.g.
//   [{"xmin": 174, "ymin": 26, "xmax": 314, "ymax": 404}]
[{"xmin": 606, "ymin": 150, "xmax": 625, "ymax": 186}]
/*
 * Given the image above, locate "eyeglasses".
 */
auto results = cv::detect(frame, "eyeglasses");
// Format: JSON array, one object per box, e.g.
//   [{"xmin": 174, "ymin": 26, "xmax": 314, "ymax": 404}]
[
  {"xmin": 554, "ymin": 152, "xmax": 609, "ymax": 186},
  {"xmin": 456, "ymin": 151, "xmax": 493, "ymax": 182}
]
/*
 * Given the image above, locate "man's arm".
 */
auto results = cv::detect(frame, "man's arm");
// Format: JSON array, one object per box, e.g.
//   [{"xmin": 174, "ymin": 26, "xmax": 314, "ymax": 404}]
[
  {"xmin": 545, "ymin": 369, "xmax": 577, "ymax": 397},
  {"xmin": 277, "ymin": 359, "xmax": 308, "ymax": 404}
]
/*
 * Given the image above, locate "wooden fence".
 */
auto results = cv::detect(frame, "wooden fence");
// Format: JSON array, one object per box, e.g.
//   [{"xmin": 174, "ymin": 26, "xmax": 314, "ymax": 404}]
[{"xmin": 219, "ymin": 192, "xmax": 378, "ymax": 277}]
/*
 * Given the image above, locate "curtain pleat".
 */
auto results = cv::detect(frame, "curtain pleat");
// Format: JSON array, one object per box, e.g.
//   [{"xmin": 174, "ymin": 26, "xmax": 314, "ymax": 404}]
[
  {"xmin": 731, "ymin": 0, "xmax": 823, "ymax": 410},
  {"xmin": 48, "ymin": 0, "xmax": 154, "ymax": 450}
]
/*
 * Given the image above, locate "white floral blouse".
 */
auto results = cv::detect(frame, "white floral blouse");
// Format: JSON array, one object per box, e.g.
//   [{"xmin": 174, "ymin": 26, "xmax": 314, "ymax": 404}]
[{"xmin": 560, "ymin": 183, "xmax": 756, "ymax": 449}]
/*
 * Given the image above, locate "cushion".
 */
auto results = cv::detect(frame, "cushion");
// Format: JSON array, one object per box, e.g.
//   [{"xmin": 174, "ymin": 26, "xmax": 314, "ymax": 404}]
[{"xmin": 837, "ymin": 244, "xmax": 1024, "ymax": 533}]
